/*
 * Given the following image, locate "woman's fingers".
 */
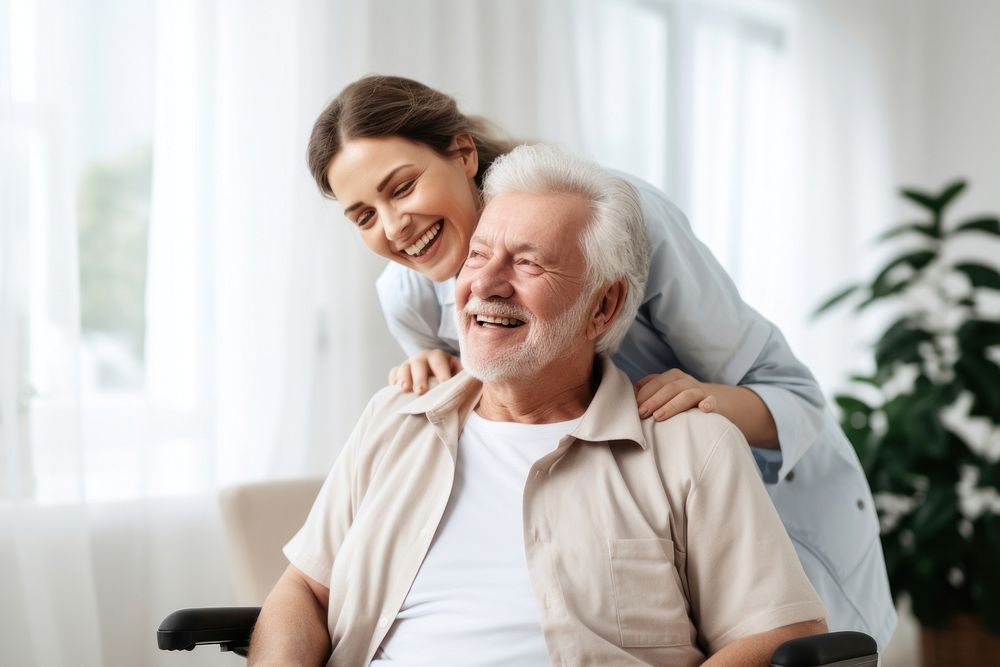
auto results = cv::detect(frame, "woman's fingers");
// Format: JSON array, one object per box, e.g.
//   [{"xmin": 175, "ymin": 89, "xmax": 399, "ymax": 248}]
[
  {"xmin": 651, "ymin": 388, "xmax": 706, "ymax": 421},
  {"xmin": 635, "ymin": 369, "xmax": 716, "ymax": 421},
  {"xmin": 410, "ymin": 358, "xmax": 431, "ymax": 394},
  {"xmin": 427, "ymin": 350, "xmax": 458, "ymax": 384},
  {"xmin": 392, "ymin": 350, "xmax": 463, "ymax": 395},
  {"xmin": 392, "ymin": 362, "xmax": 415, "ymax": 392}
]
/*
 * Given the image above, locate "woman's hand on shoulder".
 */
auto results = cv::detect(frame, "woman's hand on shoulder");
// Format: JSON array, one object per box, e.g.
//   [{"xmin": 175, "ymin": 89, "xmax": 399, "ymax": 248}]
[
  {"xmin": 634, "ymin": 368, "xmax": 717, "ymax": 421},
  {"xmin": 389, "ymin": 349, "xmax": 463, "ymax": 394}
]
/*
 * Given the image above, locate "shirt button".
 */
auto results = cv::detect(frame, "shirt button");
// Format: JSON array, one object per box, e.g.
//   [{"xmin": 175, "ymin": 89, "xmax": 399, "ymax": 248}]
[
  {"xmin": 419, "ymin": 527, "xmax": 430, "ymax": 539},
  {"xmin": 377, "ymin": 616, "xmax": 390, "ymax": 629},
  {"xmin": 857, "ymin": 499, "xmax": 865, "ymax": 510},
  {"xmin": 786, "ymin": 469, "xmax": 795, "ymax": 482}
]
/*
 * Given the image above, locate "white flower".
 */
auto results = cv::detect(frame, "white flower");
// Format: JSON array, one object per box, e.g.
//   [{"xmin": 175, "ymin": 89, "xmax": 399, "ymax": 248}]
[
  {"xmin": 940, "ymin": 392, "xmax": 1000, "ymax": 463},
  {"xmin": 923, "ymin": 303, "xmax": 970, "ymax": 334},
  {"xmin": 948, "ymin": 567, "xmax": 965, "ymax": 587},
  {"xmin": 975, "ymin": 291, "xmax": 1000, "ymax": 319},
  {"xmin": 956, "ymin": 465, "xmax": 1000, "ymax": 520},
  {"xmin": 875, "ymin": 492, "xmax": 917, "ymax": 532},
  {"xmin": 869, "ymin": 410, "xmax": 888, "ymax": 437},
  {"xmin": 935, "ymin": 334, "xmax": 959, "ymax": 366},
  {"xmin": 940, "ymin": 269, "xmax": 973, "ymax": 301},
  {"xmin": 886, "ymin": 262, "xmax": 916, "ymax": 286},
  {"xmin": 882, "ymin": 363, "xmax": 920, "ymax": 400},
  {"xmin": 904, "ymin": 281, "xmax": 942, "ymax": 315},
  {"xmin": 959, "ymin": 519, "xmax": 974, "ymax": 538}
]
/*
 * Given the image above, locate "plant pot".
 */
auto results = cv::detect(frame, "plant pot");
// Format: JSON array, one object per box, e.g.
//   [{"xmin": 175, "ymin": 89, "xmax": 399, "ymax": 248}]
[{"xmin": 920, "ymin": 613, "xmax": 1000, "ymax": 667}]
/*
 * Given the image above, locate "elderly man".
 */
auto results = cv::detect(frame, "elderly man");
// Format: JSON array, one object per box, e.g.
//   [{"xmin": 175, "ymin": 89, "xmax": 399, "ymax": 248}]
[{"xmin": 249, "ymin": 145, "xmax": 828, "ymax": 666}]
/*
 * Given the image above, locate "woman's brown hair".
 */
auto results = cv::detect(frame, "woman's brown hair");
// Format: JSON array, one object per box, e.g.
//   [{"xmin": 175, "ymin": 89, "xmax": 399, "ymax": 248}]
[{"xmin": 307, "ymin": 75, "xmax": 519, "ymax": 198}]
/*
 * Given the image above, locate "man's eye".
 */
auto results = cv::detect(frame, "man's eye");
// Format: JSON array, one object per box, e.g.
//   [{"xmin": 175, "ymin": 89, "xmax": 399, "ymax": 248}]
[{"xmin": 392, "ymin": 180, "xmax": 415, "ymax": 198}]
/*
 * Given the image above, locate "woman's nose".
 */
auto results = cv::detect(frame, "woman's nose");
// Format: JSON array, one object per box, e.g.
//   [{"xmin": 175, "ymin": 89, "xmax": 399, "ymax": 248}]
[{"xmin": 382, "ymin": 210, "xmax": 412, "ymax": 242}]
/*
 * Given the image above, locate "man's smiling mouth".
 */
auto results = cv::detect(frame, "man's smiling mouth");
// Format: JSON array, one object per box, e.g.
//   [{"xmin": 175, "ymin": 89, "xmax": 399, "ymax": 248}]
[
  {"xmin": 404, "ymin": 221, "xmax": 443, "ymax": 257},
  {"xmin": 475, "ymin": 315, "xmax": 525, "ymax": 328}
]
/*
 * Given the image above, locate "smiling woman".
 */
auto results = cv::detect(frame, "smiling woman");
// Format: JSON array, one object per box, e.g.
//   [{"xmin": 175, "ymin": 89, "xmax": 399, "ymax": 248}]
[{"xmin": 327, "ymin": 135, "xmax": 482, "ymax": 282}]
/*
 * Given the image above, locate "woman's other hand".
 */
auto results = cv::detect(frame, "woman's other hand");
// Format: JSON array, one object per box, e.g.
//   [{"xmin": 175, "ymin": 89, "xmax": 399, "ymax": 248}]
[
  {"xmin": 635, "ymin": 368, "xmax": 718, "ymax": 421},
  {"xmin": 389, "ymin": 349, "xmax": 463, "ymax": 394}
]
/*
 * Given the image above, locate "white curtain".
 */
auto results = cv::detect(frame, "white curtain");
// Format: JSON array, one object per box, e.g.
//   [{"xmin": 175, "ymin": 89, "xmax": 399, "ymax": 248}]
[{"xmin": 0, "ymin": 0, "xmax": 388, "ymax": 664}]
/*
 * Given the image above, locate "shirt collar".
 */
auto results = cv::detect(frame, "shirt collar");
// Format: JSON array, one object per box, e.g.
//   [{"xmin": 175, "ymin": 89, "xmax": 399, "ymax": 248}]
[{"xmin": 398, "ymin": 354, "xmax": 647, "ymax": 450}]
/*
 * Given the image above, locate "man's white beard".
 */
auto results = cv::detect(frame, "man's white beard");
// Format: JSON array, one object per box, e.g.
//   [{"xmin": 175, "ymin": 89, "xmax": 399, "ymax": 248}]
[{"xmin": 457, "ymin": 290, "xmax": 595, "ymax": 383}]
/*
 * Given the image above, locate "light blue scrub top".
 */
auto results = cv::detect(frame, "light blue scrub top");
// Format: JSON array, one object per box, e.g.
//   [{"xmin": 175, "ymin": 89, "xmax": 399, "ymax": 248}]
[{"xmin": 374, "ymin": 171, "xmax": 897, "ymax": 649}]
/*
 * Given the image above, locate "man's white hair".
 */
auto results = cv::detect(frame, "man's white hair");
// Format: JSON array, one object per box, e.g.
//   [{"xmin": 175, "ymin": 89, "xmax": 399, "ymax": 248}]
[{"xmin": 481, "ymin": 144, "xmax": 650, "ymax": 354}]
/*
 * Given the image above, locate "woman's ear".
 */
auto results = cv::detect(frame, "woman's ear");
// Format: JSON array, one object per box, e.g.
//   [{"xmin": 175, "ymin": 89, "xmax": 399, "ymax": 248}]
[
  {"xmin": 451, "ymin": 134, "xmax": 479, "ymax": 178},
  {"xmin": 587, "ymin": 279, "xmax": 627, "ymax": 342}
]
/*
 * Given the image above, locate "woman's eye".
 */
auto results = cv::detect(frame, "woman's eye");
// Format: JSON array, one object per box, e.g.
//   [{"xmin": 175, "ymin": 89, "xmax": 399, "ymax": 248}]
[
  {"xmin": 356, "ymin": 210, "xmax": 374, "ymax": 227},
  {"xmin": 392, "ymin": 179, "xmax": 415, "ymax": 198}
]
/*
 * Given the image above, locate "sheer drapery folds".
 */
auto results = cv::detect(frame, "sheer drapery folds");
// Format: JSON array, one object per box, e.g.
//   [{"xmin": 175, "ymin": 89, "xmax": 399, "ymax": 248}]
[{"xmin": 0, "ymin": 1, "xmax": 373, "ymax": 664}]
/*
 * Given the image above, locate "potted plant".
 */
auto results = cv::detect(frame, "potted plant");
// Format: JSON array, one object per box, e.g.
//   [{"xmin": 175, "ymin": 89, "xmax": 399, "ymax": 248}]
[{"xmin": 815, "ymin": 180, "xmax": 1000, "ymax": 666}]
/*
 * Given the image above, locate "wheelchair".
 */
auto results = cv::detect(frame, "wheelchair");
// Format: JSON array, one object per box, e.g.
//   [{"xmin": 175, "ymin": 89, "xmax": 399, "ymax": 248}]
[{"xmin": 157, "ymin": 479, "xmax": 878, "ymax": 666}]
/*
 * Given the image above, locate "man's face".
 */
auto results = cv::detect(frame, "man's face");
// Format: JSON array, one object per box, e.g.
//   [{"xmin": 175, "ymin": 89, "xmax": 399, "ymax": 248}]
[{"xmin": 455, "ymin": 191, "xmax": 595, "ymax": 382}]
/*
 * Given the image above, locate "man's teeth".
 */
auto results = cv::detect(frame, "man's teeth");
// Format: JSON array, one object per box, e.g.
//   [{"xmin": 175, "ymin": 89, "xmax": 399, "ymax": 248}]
[
  {"xmin": 404, "ymin": 222, "xmax": 442, "ymax": 256},
  {"xmin": 475, "ymin": 315, "xmax": 525, "ymax": 327}
]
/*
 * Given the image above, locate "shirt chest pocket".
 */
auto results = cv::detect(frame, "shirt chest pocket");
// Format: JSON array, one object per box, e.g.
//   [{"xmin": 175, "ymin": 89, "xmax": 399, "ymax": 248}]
[{"xmin": 608, "ymin": 538, "xmax": 691, "ymax": 648}]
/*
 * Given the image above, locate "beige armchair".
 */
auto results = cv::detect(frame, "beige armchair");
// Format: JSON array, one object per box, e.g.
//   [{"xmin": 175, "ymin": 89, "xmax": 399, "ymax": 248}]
[{"xmin": 219, "ymin": 477, "xmax": 324, "ymax": 605}]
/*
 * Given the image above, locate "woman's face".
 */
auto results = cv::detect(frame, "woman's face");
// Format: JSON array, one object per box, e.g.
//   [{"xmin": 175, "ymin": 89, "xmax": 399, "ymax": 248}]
[{"xmin": 327, "ymin": 135, "xmax": 481, "ymax": 282}]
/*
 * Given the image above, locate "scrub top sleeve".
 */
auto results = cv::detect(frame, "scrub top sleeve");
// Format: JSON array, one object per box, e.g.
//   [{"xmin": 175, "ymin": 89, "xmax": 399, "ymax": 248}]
[
  {"xmin": 626, "ymin": 173, "xmax": 827, "ymax": 478},
  {"xmin": 376, "ymin": 263, "xmax": 448, "ymax": 358},
  {"xmin": 740, "ymin": 333, "xmax": 829, "ymax": 480}
]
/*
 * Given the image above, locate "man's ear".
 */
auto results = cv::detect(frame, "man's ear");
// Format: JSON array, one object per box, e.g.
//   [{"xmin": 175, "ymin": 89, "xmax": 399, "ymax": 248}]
[
  {"xmin": 586, "ymin": 279, "xmax": 627, "ymax": 342},
  {"xmin": 450, "ymin": 134, "xmax": 479, "ymax": 178}
]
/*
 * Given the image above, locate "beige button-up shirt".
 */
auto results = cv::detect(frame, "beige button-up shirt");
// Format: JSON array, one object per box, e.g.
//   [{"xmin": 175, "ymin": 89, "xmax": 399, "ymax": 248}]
[{"xmin": 285, "ymin": 356, "xmax": 826, "ymax": 666}]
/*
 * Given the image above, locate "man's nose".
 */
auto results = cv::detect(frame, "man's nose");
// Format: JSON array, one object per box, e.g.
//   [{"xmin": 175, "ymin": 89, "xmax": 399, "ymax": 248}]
[{"xmin": 470, "ymin": 259, "xmax": 514, "ymax": 300}]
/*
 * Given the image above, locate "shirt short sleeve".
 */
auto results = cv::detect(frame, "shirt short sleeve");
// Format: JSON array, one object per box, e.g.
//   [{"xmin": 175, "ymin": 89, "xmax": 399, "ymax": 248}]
[
  {"xmin": 684, "ymin": 420, "xmax": 827, "ymax": 654},
  {"xmin": 283, "ymin": 396, "xmax": 375, "ymax": 584}
]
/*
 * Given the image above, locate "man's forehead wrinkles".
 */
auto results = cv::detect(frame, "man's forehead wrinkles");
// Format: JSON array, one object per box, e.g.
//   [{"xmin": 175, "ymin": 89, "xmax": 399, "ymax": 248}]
[{"xmin": 471, "ymin": 230, "xmax": 546, "ymax": 253}]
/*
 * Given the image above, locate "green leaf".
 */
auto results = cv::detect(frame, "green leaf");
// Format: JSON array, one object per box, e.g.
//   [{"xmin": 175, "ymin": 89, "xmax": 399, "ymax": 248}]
[
  {"xmin": 877, "ymin": 222, "xmax": 938, "ymax": 242},
  {"xmin": 901, "ymin": 187, "xmax": 941, "ymax": 212},
  {"xmin": 812, "ymin": 284, "xmax": 861, "ymax": 318},
  {"xmin": 863, "ymin": 250, "xmax": 936, "ymax": 305},
  {"xmin": 835, "ymin": 395, "xmax": 874, "ymax": 415},
  {"xmin": 954, "ymin": 356, "xmax": 1000, "ymax": 419},
  {"xmin": 958, "ymin": 319, "xmax": 1000, "ymax": 352},
  {"xmin": 849, "ymin": 374, "xmax": 882, "ymax": 388},
  {"xmin": 875, "ymin": 318, "xmax": 932, "ymax": 368},
  {"xmin": 953, "ymin": 263, "xmax": 1000, "ymax": 290},
  {"xmin": 873, "ymin": 250, "xmax": 936, "ymax": 288},
  {"xmin": 936, "ymin": 180, "xmax": 969, "ymax": 212},
  {"xmin": 952, "ymin": 216, "xmax": 1000, "ymax": 237}
]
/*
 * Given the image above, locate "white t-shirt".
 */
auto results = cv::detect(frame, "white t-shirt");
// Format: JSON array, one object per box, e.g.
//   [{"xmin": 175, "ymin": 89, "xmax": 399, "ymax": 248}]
[{"xmin": 370, "ymin": 412, "xmax": 582, "ymax": 666}]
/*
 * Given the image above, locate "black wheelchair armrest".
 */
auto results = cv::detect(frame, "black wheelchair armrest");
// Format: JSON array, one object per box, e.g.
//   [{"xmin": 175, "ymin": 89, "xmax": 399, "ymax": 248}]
[
  {"xmin": 157, "ymin": 606, "xmax": 261, "ymax": 657},
  {"xmin": 771, "ymin": 631, "xmax": 878, "ymax": 666}
]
